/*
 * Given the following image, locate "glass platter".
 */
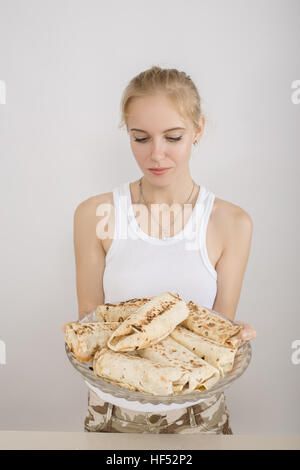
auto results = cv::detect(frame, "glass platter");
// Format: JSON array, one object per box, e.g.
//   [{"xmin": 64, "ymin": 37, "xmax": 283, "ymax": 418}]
[{"xmin": 65, "ymin": 309, "xmax": 252, "ymax": 410}]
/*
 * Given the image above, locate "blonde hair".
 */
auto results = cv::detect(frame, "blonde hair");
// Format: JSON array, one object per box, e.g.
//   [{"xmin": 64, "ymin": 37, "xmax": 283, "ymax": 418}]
[{"xmin": 118, "ymin": 66, "xmax": 202, "ymax": 138}]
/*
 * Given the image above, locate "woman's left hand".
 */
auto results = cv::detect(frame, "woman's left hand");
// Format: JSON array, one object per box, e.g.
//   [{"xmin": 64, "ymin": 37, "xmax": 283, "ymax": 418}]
[{"xmin": 235, "ymin": 321, "xmax": 257, "ymax": 341}]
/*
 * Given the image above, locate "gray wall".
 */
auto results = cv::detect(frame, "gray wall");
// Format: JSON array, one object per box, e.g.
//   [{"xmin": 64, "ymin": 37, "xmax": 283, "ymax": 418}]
[{"xmin": 0, "ymin": 0, "xmax": 299, "ymax": 433}]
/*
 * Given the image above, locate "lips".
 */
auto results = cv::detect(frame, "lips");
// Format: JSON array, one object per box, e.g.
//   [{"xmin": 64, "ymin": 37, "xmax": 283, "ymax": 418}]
[{"xmin": 149, "ymin": 168, "xmax": 171, "ymax": 175}]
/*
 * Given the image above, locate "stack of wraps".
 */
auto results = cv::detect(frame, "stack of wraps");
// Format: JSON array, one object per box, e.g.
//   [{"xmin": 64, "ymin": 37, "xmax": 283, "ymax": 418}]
[
  {"xmin": 65, "ymin": 292, "xmax": 242, "ymax": 395},
  {"xmin": 171, "ymin": 301, "xmax": 242, "ymax": 377},
  {"xmin": 65, "ymin": 321, "xmax": 120, "ymax": 362}
]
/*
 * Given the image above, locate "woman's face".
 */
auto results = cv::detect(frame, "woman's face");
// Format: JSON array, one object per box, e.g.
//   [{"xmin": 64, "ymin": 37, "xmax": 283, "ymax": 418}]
[{"xmin": 126, "ymin": 94, "xmax": 204, "ymax": 185}]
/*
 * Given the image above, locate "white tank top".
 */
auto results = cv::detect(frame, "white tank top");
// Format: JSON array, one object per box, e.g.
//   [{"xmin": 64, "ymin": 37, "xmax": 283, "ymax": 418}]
[{"xmin": 103, "ymin": 181, "xmax": 217, "ymax": 308}]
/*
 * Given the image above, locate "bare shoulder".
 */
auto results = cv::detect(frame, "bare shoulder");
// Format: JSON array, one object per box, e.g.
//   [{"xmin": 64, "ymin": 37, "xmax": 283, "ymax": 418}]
[
  {"xmin": 74, "ymin": 192, "xmax": 115, "ymax": 244},
  {"xmin": 75, "ymin": 191, "xmax": 114, "ymax": 214},
  {"xmin": 213, "ymin": 197, "xmax": 253, "ymax": 247}
]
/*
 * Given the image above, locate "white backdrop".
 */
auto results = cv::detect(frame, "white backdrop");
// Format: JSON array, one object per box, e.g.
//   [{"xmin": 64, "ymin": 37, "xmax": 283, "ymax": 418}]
[{"xmin": 0, "ymin": 0, "xmax": 299, "ymax": 433}]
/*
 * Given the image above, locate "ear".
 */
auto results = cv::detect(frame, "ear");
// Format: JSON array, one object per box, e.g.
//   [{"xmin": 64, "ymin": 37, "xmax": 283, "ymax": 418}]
[{"xmin": 194, "ymin": 115, "xmax": 206, "ymax": 142}]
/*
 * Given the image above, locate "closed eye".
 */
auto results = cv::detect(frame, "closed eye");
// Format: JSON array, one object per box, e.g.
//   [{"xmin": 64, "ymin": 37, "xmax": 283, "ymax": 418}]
[{"xmin": 134, "ymin": 136, "xmax": 182, "ymax": 143}]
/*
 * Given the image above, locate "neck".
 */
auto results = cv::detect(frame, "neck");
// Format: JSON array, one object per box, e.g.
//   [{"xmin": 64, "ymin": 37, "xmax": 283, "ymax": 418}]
[{"xmin": 139, "ymin": 170, "xmax": 197, "ymax": 206}]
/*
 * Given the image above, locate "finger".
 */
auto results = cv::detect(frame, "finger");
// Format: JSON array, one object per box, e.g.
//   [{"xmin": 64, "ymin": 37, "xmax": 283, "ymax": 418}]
[
  {"xmin": 239, "ymin": 329, "xmax": 248, "ymax": 339},
  {"xmin": 240, "ymin": 328, "xmax": 256, "ymax": 340}
]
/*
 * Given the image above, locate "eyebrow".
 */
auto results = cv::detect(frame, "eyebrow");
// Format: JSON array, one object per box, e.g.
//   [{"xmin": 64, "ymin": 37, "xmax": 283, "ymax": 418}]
[{"xmin": 130, "ymin": 127, "xmax": 186, "ymax": 133}]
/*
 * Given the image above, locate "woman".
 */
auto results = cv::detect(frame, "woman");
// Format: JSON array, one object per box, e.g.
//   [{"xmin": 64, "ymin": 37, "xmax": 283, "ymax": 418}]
[{"xmin": 69, "ymin": 66, "xmax": 256, "ymax": 434}]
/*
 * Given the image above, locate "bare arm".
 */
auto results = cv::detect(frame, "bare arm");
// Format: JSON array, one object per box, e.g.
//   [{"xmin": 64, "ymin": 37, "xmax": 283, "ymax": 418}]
[
  {"xmin": 73, "ymin": 197, "xmax": 106, "ymax": 320},
  {"xmin": 212, "ymin": 208, "xmax": 254, "ymax": 334}
]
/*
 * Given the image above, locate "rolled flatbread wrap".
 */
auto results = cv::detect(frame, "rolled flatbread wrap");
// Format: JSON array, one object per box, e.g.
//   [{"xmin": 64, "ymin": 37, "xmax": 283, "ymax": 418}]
[
  {"xmin": 93, "ymin": 348, "xmax": 212, "ymax": 396},
  {"xmin": 107, "ymin": 292, "xmax": 189, "ymax": 352},
  {"xmin": 65, "ymin": 321, "xmax": 120, "ymax": 362},
  {"xmin": 137, "ymin": 336, "xmax": 220, "ymax": 391},
  {"xmin": 96, "ymin": 296, "xmax": 155, "ymax": 322},
  {"xmin": 170, "ymin": 325, "xmax": 236, "ymax": 377},
  {"xmin": 183, "ymin": 301, "xmax": 241, "ymax": 348}
]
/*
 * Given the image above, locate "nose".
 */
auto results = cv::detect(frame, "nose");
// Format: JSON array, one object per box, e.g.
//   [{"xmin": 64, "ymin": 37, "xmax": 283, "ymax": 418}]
[{"xmin": 149, "ymin": 139, "xmax": 166, "ymax": 163}]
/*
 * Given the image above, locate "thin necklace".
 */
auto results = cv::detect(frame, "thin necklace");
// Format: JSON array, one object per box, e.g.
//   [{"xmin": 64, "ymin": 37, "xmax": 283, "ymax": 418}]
[{"xmin": 138, "ymin": 177, "xmax": 196, "ymax": 240}]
